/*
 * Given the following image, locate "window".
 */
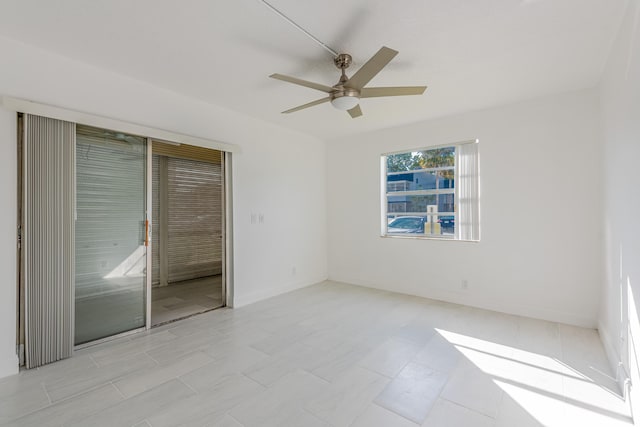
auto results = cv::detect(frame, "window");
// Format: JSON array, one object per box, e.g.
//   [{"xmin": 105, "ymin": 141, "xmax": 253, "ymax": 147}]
[{"xmin": 381, "ymin": 140, "xmax": 480, "ymax": 241}]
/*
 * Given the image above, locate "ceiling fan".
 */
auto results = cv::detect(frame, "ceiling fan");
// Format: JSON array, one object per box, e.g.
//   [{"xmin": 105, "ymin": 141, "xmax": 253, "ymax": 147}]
[{"xmin": 262, "ymin": 1, "xmax": 427, "ymax": 118}]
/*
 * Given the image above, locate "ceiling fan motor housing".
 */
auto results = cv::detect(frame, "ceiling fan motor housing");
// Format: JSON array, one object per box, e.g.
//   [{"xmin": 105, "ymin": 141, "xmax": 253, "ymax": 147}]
[{"xmin": 333, "ymin": 53, "xmax": 352, "ymax": 70}]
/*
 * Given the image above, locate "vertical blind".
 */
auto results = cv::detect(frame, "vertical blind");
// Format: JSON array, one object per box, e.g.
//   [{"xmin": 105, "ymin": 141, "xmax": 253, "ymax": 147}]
[
  {"xmin": 457, "ymin": 141, "xmax": 480, "ymax": 241},
  {"xmin": 23, "ymin": 114, "xmax": 75, "ymax": 368},
  {"xmin": 152, "ymin": 154, "xmax": 223, "ymax": 285}
]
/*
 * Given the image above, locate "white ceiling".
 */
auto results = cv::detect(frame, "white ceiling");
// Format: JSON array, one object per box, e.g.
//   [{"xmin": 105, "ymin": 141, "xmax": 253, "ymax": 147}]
[{"xmin": 0, "ymin": 0, "xmax": 628, "ymax": 140}]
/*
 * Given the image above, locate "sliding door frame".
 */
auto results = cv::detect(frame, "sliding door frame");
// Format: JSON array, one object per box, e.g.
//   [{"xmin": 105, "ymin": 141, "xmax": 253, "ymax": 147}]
[
  {"xmin": 224, "ymin": 152, "xmax": 233, "ymax": 307},
  {"xmin": 145, "ymin": 139, "xmax": 153, "ymax": 329},
  {"xmin": 220, "ymin": 152, "xmax": 226, "ymax": 307}
]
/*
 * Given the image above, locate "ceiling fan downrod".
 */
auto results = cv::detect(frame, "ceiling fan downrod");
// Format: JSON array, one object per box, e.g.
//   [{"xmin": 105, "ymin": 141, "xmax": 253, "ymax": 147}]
[{"xmin": 260, "ymin": 0, "xmax": 340, "ymax": 58}]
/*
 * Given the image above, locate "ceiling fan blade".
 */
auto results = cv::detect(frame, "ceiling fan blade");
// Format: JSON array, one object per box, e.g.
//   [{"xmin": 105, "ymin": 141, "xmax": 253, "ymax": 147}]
[
  {"xmin": 270, "ymin": 73, "xmax": 334, "ymax": 93},
  {"xmin": 347, "ymin": 104, "xmax": 363, "ymax": 118},
  {"xmin": 361, "ymin": 86, "xmax": 427, "ymax": 98},
  {"xmin": 345, "ymin": 46, "xmax": 398, "ymax": 90},
  {"xmin": 282, "ymin": 96, "xmax": 330, "ymax": 114}
]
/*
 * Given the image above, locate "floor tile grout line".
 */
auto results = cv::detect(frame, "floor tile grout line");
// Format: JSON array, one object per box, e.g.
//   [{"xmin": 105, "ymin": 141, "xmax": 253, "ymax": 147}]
[
  {"xmin": 439, "ymin": 395, "xmax": 498, "ymax": 420},
  {"xmin": 8, "ymin": 382, "xmax": 126, "ymax": 427},
  {"xmin": 50, "ymin": 378, "xmax": 110, "ymax": 402},
  {"xmin": 2, "ymin": 382, "xmax": 53, "ymax": 424},
  {"xmin": 301, "ymin": 406, "xmax": 330, "ymax": 425},
  {"xmin": 47, "ymin": 371, "xmax": 147, "ymax": 407},
  {"xmin": 41, "ymin": 381, "xmax": 53, "ymax": 405},
  {"xmin": 301, "ymin": 368, "xmax": 332, "ymax": 385},
  {"xmin": 367, "ymin": 402, "xmax": 421, "ymax": 426},
  {"xmin": 111, "ymin": 381, "xmax": 128, "ymax": 399},
  {"xmin": 357, "ymin": 363, "xmax": 395, "ymax": 380},
  {"xmin": 81, "ymin": 334, "xmax": 178, "ymax": 365},
  {"xmin": 246, "ymin": 343, "xmax": 272, "ymax": 357},
  {"xmin": 87, "ymin": 354, "xmax": 100, "ymax": 368},
  {"xmin": 239, "ymin": 371, "xmax": 270, "ymax": 390},
  {"xmin": 226, "ymin": 411, "xmax": 246, "ymax": 426},
  {"xmin": 144, "ymin": 350, "xmax": 161, "ymax": 365},
  {"xmin": 176, "ymin": 376, "xmax": 199, "ymax": 394}
]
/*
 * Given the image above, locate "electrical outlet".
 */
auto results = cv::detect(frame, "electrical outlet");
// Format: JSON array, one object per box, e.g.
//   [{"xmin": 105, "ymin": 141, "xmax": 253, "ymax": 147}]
[
  {"xmin": 461, "ymin": 279, "xmax": 469, "ymax": 290},
  {"xmin": 292, "ymin": 266, "xmax": 297, "ymax": 276}
]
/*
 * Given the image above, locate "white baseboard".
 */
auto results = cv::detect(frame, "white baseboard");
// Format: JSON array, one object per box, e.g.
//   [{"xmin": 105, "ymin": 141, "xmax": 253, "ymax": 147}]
[
  {"xmin": 233, "ymin": 276, "xmax": 328, "ymax": 308},
  {"xmin": 329, "ymin": 275, "xmax": 597, "ymax": 328},
  {"xmin": 0, "ymin": 353, "xmax": 19, "ymax": 380}
]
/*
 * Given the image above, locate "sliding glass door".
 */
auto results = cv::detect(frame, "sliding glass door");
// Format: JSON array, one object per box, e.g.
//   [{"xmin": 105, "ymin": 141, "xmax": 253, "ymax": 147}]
[
  {"xmin": 21, "ymin": 116, "xmax": 228, "ymax": 357},
  {"xmin": 74, "ymin": 125, "xmax": 147, "ymax": 345}
]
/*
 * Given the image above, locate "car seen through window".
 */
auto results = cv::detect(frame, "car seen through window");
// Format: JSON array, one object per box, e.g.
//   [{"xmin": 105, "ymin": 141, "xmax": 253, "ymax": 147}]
[{"xmin": 387, "ymin": 216, "xmax": 426, "ymax": 234}]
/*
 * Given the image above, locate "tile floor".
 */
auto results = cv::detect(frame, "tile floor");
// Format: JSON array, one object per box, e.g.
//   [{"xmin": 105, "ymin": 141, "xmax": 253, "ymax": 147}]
[
  {"xmin": 0, "ymin": 281, "xmax": 633, "ymax": 426},
  {"xmin": 151, "ymin": 276, "xmax": 224, "ymax": 326}
]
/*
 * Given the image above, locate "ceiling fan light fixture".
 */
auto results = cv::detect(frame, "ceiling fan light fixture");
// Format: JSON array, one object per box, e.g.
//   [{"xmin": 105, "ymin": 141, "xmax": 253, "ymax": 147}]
[{"xmin": 330, "ymin": 92, "xmax": 360, "ymax": 111}]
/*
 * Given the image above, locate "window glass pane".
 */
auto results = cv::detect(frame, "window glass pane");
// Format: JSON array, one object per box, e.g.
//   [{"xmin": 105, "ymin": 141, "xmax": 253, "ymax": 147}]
[
  {"xmin": 385, "ymin": 215, "xmax": 455, "ymax": 236},
  {"xmin": 75, "ymin": 126, "xmax": 147, "ymax": 345},
  {"xmin": 386, "ymin": 147, "xmax": 455, "ymax": 172},
  {"xmin": 387, "ymin": 194, "xmax": 454, "ymax": 215},
  {"xmin": 437, "ymin": 193, "xmax": 455, "ymax": 212},
  {"xmin": 388, "ymin": 194, "xmax": 435, "ymax": 214},
  {"xmin": 418, "ymin": 147, "xmax": 455, "ymax": 168},
  {"xmin": 387, "ymin": 170, "xmax": 454, "ymax": 192},
  {"xmin": 435, "ymin": 214, "xmax": 456, "ymax": 236}
]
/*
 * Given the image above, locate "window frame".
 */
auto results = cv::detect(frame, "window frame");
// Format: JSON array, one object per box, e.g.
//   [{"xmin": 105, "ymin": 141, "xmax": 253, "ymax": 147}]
[{"xmin": 380, "ymin": 139, "xmax": 479, "ymax": 241}]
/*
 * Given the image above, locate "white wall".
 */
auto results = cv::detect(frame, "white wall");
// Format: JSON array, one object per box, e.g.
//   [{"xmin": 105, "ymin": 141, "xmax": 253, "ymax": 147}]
[
  {"xmin": 0, "ymin": 36, "xmax": 328, "ymax": 378},
  {"xmin": 327, "ymin": 89, "xmax": 603, "ymax": 327},
  {"xmin": 599, "ymin": 0, "xmax": 640, "ymax": 416},
  {"xmin": 0, "ymin": 109, "xmax": 17, "ymax": 378}
]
